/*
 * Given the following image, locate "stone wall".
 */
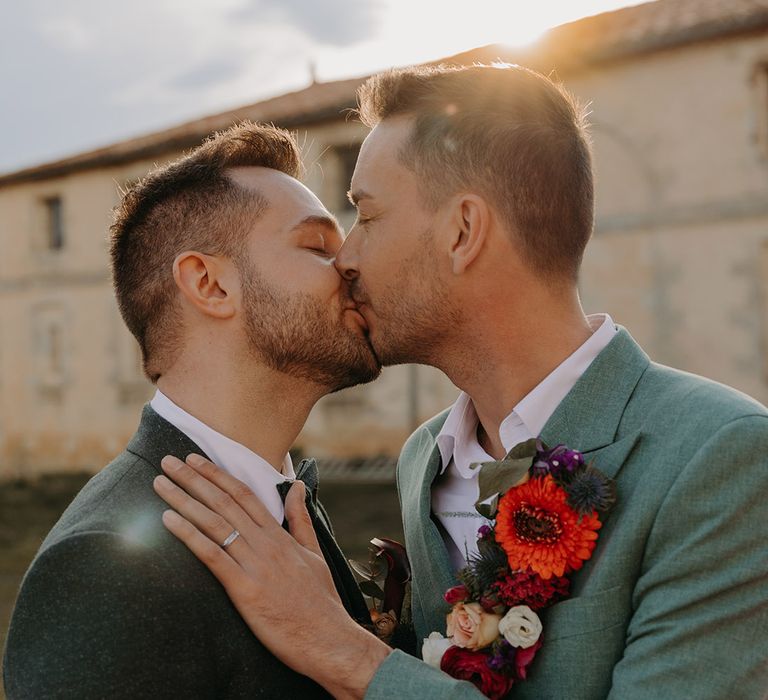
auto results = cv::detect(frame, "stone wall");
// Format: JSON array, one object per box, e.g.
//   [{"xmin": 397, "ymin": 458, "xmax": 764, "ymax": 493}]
[{"xmin": 2, "ymin": 30, "xmax": 768, "ymax": 476}]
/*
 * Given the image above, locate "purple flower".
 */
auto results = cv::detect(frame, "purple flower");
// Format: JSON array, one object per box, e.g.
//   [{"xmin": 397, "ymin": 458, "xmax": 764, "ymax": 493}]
[
  {"xmin": 487, "ymin": 638, "xmax": 543, "ymax": 680},
  {"xmin": 477, "ymin": 525, "xmax": 493, "ymax": 539},
  {"xmin": 487, "ymin": 639, "xmax": 517, "ymax": 671},
  {"xmin": 533, "ymin": 443, "xmax": 584, "ymax": 480}
]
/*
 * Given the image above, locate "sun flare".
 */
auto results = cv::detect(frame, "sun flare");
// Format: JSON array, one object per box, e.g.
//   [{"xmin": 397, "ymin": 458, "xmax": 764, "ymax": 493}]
[{"xmin": 315, "ymin": 0, "xmax": 643, "ymax": 86}]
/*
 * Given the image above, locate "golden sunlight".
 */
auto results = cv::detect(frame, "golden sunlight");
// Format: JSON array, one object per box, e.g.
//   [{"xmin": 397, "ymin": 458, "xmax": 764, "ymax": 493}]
[{"xmin": 316, "ymin": 0, "xmax": 646, "ymax": 86}]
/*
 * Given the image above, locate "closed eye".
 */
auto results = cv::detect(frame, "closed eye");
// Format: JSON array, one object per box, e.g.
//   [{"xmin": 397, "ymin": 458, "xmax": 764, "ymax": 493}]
[{"xmin": 306, "ymin": 246, "xmax": 333, "ymax": 257}]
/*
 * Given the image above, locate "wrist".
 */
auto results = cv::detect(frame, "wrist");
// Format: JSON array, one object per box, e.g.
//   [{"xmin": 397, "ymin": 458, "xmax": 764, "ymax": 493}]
[{"xmin": 321, "ymin": 624, "xmax": 392, "ymax": 700}]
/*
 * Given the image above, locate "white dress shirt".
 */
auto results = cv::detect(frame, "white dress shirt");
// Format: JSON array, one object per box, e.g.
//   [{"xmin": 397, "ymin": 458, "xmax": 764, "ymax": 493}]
[
  {"xmin": 432, "ymin": 314, "xmax": 617, "ymax": 570},
  {"xmin": 150, "ymin": 390, "xmax": 295, "ymax": 524}
]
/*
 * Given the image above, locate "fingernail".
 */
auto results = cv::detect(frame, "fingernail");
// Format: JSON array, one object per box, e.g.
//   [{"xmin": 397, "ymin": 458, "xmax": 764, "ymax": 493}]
[
  {"xmin": 187, "ymin": 453, "xmax": 206, "ymax": 467},
  {"xmin": 162, "ymin": 509, "xmax": 183, "ymax": 526},
  {"xmin": 161, "ymin": 455, "xmax": 181, "ymax": 471},
  {"xmin": 154, "ymin": 475, "xmax": 172, "ymax": 491}
]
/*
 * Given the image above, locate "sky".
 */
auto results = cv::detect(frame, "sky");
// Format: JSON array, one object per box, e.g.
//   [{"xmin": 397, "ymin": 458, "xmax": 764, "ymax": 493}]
[{"xmin": 0, "ymin": 0, "xmax": 646, "ymax": 174}]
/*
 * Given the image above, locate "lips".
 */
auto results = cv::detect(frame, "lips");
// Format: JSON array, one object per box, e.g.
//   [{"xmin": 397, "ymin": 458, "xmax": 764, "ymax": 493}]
[{"xmin": 343, "ymin": 305, "xmax": 370, "ymax": 333}]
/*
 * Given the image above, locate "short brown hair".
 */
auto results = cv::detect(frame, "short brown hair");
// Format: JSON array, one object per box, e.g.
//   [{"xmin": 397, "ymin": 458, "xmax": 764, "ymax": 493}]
[
  {"xmin": 357, "ymin": 64, "xmax": 594, "ymax": 280},
  {"xmin": 109, "ymin": 122, "xmax": 301, "ymax": 382}
]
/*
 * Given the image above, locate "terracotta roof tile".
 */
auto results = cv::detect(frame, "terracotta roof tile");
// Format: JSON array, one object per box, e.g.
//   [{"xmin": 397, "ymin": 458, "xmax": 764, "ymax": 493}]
[{"xmin": 543, "ymin": 0, "xmax": 768, "ymax": 63}]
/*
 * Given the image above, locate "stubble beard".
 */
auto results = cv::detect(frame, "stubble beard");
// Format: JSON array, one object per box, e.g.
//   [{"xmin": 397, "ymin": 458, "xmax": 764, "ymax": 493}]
[
  {"xmin": 239, "ymin": 265, "xmax": 381, "ymax": 392},
  {"xmin": 357, "ymin": 231, "xmax": 459, "ymax": 367}
]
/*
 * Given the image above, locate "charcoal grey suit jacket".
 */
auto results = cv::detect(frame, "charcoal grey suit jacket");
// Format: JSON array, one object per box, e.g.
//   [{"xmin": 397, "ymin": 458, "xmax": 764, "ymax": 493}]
[{"xmin": 3, "ymin": 405, "xmax": 368, "ymax": 699}]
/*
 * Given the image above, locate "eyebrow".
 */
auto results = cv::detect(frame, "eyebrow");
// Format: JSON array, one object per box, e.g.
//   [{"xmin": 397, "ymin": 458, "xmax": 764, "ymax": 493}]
[
  {"xmin": 347, "ymin": 189, "xmax": 373, "ymax": 206},
  {"xmin": 290, "ymin": 214, "xmax": 343, "ymax": 237}
]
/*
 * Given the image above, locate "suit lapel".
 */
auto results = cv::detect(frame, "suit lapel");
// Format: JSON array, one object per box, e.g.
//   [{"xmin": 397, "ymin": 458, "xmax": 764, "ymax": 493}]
[
  {"xmin": 540, "ymin": 328, "xmax": 649, "ymax": 479},
  {"xmin": 127, "ymin": 404, "xmax": 211, "ymax": 471},
  {"xmin": 406, "ymin": 423, "xmax": 458, "ymax": 635}
]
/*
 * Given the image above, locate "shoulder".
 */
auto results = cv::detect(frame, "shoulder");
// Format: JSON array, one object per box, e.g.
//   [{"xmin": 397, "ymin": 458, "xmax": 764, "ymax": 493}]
[
  {"xmin": 3, "ymin": 527, "xmax": 222, "ymax": 698},
  {"xmin": 21, "ymin": 529, "xmax": 180, "ymax": 600},
  {"xmin": 42, "ymin": 450, "xmax": 159, "ymax": 546},
  {"xmin": 36, "ymin": 450, "xmax": 214, "ymax": 590},
  {"xmin": 619, "ymin": 363, "xmax": 768, "ymax": 505},
  {"xmin": 629, "ymin": 361, "xmax": 768, "ymax": 438}
]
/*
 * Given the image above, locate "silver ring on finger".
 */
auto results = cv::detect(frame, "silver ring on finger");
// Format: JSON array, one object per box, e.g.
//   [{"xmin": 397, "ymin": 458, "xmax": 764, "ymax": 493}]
[{"xmin": 221, "ymin": 529, "xmax": 240, "ymax": 549}]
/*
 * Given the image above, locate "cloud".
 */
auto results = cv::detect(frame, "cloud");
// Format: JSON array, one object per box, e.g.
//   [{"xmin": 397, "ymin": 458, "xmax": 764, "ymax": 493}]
[
  {"xmin": 231, "ymin": 0, "xmax": 385, "ymax": 46},
  {"xmin": 169, "ymin": 57, "xmax": 249, "ymax": 90},
  {"xmin": 0, "ymin": 1, "xmax": 288, "ymax": 171},
  {"xmin": 38, "ymin": 16, "xmax": 93, "ymax": 52},
  {"xmin": 0, "ymin": 0, "xmax": 390, "ymax": 173}
]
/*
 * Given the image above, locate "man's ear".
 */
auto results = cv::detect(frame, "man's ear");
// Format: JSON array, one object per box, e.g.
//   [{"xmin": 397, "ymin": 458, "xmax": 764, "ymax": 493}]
[
  {"xmin": 172, "ymin": 251, "xmax": 237, "ymax": 319},
  {"xmin": 447, "ymin": 194, "xmax": 490, "ymax": 275}
]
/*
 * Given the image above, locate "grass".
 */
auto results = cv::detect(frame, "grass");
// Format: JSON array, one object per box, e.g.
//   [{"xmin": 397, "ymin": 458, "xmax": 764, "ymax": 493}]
[{"xmin": 0, "ymin": 472, "xmax": 404, "ymax": 698}]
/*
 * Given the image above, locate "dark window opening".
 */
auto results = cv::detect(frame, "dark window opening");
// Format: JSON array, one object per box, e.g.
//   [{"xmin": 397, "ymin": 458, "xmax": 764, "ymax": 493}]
[{"xmin": 43, "ymin": 196, "xmax": 64, "ymax": 250}]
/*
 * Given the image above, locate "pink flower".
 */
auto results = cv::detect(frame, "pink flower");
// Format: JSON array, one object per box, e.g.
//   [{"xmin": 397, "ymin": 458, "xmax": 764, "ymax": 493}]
[
  {"xmin": 440, "ymin": 646, "xmax": 515, "ymax": 700},
  {"xmin": 446, "ymin": 602, "xmax": 501, "ymax": 650}
]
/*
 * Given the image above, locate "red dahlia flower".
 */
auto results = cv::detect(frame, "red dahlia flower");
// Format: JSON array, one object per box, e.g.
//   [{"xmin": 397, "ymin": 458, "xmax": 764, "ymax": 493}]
[{"xmin": 492, "ymin": 570, "xmax": 570, "ymax": 609}]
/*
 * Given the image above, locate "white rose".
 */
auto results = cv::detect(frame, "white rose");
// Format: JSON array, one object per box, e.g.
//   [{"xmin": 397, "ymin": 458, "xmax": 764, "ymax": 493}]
[
  {"xmin": 421, "ymin": 632, "xmax": 455, "ymax": 668},
  {"xmin": 498, "ymin": 605, "xmax": 542, "ymax": 649}
]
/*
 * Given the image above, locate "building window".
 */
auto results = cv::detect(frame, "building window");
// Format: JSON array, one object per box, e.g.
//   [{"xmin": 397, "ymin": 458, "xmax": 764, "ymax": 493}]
[
  {"xmin": 43, "ymin": 196, "xmax": 64, "ymax": 250},
  {"xmin": 48, "ymin": 325, "xmax": 64, "ymax": 378},
  {"xmin": 32, "ymin": 305, "xmax": 68, "ymax": 399},
  {"xmin": 754, "ymin": 62, "xmax": 768, "ymax": 158},
  {"xmin": 333, "ymin": 144, "xmax": 361, "ymax": 211}
]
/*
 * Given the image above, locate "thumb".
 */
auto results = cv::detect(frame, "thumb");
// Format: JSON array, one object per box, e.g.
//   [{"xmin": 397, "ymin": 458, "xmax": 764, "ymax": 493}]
[{"xmin": 285, "ymin": 481, "xmax": 323, "ymax": 558}]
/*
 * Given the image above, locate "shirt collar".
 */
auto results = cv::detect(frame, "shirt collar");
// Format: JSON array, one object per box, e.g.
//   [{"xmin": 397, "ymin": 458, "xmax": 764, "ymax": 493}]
[
  {"xmin": 436, "ymin": 313, "xmax": 617, "ymax": 476},
  {"xmin": 150, "ymin": 390, "xmax": 294, "ymax": 523},
  {"xmin": 511, "ymin": 313, "xmax": 616, "ymax": 439}
]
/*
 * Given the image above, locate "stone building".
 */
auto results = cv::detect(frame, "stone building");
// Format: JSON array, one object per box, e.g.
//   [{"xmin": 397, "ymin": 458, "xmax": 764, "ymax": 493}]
[{"xmin": 1, "ymin": 0, "xmax": 767, "ymax": 477}]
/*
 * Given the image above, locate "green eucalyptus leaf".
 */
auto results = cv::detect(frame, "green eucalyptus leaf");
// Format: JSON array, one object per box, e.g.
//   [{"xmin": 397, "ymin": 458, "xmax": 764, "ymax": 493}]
[
  {"xmin": 360, "ymin": 579, "xmax": 385, "ymax": 599},
  {"xmin": 505, "ymin": 438, "xmax": 539, "ymax": 461},
  {"xmin": 469, "ymin": 439, "xmax": 537, "ymax": 518},
  {"xmin": 474, "ymin": 458, "xmax": 531, "ymax": 505},
  {"xmin": 475, "ymin": 493, "xmax": 499, "ymax": 519}
]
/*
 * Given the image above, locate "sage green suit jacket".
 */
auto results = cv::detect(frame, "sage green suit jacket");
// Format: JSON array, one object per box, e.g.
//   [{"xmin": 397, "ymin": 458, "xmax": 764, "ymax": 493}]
[{"xmin": 367, "ymin": 328, "xmax": 768, "ymax": 699}]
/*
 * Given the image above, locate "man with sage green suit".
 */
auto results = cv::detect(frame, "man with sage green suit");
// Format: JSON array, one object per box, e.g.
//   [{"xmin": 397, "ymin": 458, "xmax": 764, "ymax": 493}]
[
  {"xmin": 146, "ymin": 64, "xmax": 768, "ymax": 699},
  {"xmin": 369, "ymin": 325, "xmax": 768, "ymax": 699}
]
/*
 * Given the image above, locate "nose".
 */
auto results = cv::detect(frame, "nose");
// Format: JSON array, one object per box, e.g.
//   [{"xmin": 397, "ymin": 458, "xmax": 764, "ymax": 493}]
[{"xmin": 334, "ymin": 228, "xmax": 360, "ymax": 281}]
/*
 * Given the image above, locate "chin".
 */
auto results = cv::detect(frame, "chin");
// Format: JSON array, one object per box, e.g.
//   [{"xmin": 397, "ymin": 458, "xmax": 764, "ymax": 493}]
[{"xmin": 327, "ymin": 357, "xmax": 382, "ymax": 393}]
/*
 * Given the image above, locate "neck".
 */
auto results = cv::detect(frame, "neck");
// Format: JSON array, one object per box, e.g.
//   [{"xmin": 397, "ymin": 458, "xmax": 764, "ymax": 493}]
[
  {"xmin": 157, "ymin": 350, "xmax": 324, "ymax": 472},
  {"xmin": 441, "ymin": 287, "xmax": 592, "ymax": 459}
]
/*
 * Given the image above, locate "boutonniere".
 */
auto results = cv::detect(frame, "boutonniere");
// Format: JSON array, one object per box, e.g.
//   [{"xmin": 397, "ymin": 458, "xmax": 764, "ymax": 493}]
[{"xmin": 423, "ymin": 439, "xmax": 616, "ymax": 699}]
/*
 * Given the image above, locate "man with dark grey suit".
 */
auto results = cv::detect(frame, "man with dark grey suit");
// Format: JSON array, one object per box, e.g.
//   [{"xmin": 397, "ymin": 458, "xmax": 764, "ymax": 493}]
[{"xmin": 3, "ymin": 123, "xmax": 380, "ymax": 698}]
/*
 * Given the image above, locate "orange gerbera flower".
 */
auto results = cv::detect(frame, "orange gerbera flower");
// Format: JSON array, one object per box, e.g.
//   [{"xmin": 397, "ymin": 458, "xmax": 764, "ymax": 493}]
[{"xmin": 495, "ymin": 475, "xmax": 601, "ymax": 580}]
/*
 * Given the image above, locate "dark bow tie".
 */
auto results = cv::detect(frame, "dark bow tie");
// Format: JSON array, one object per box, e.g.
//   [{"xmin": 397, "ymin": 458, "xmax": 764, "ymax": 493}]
[
  {"xmin": 273, "ymin": 458, "xmax": 371, "ymax": 624},
  {"xmin": 275, "ymin": 458, "xmax": 319, "ymax": 504}
]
